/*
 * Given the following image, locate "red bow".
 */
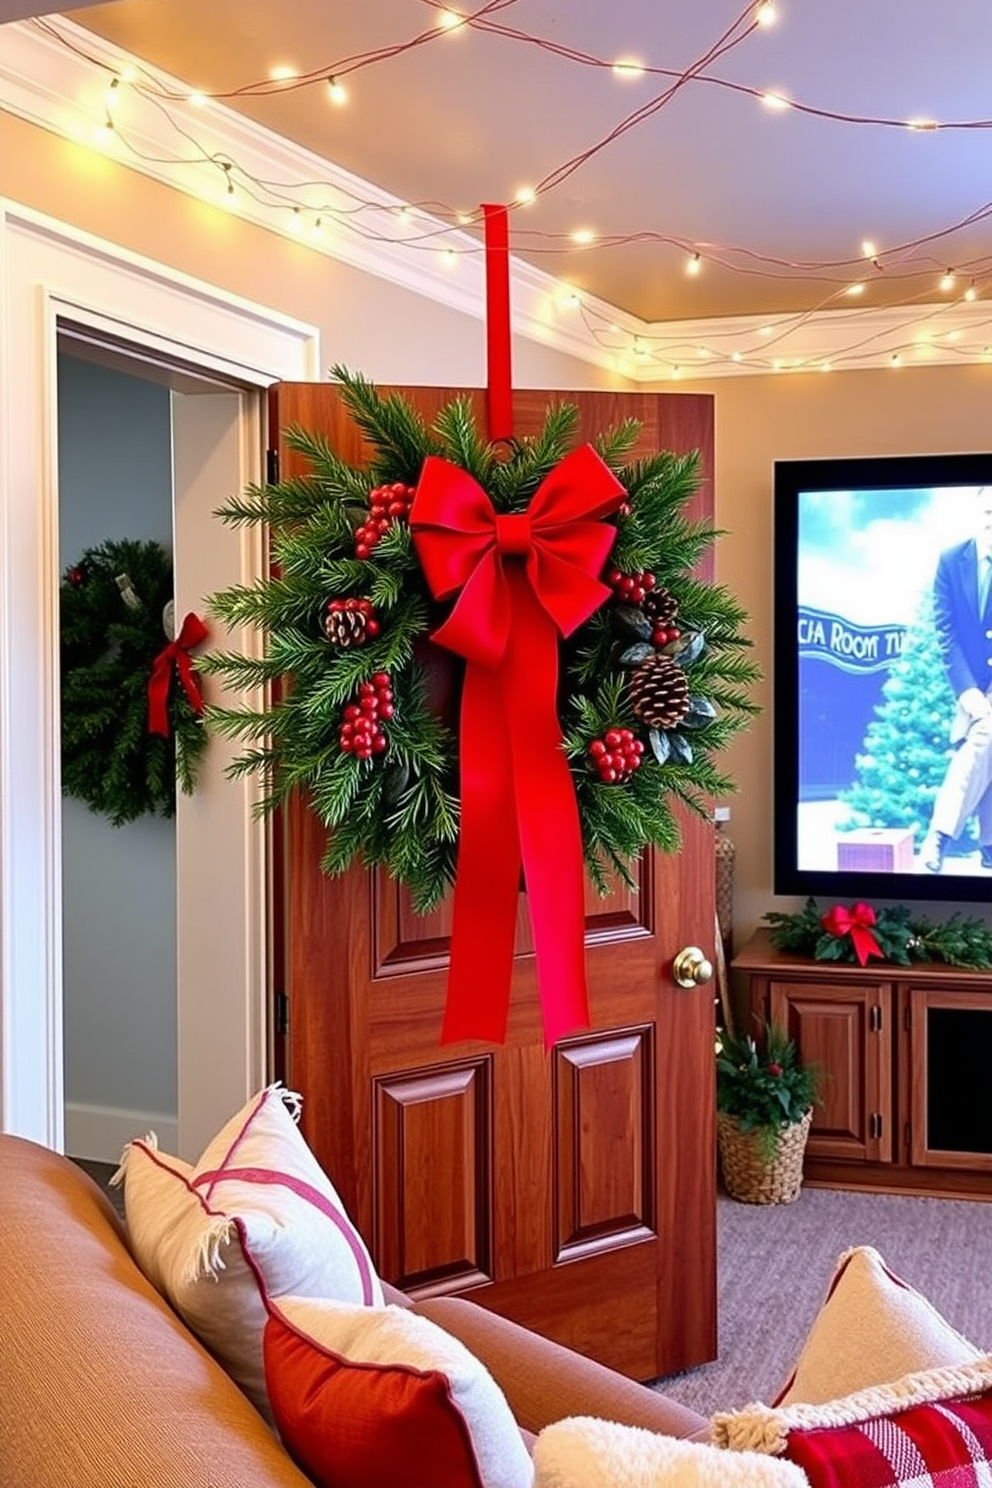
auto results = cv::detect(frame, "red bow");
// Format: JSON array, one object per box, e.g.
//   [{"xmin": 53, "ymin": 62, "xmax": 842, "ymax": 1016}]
[
  {"xmin": 411, "ymin": 444, "xmax": 626, "ymax": 1048},
  {"xmin": 147, "ymin": 611, "xmax": 208, "ymax": 737},
  {"xmin": 820, "ymin": 902, "xmax": 883, "ymax": 966}
]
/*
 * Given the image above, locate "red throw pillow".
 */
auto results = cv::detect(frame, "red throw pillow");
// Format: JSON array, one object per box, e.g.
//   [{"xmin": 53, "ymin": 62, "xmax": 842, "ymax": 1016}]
[
  {"xmin": 784, "ymin": 1391, "xmax": 992, "ymax": 1488},
  {"xmin": 264, "ymin": 1299, "xmax": 533, "ymax": 1488}
]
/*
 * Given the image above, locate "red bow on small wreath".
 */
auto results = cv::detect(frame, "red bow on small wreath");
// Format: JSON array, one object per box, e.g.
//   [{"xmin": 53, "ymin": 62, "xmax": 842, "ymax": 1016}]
[
  {"xmin": 820, "ymin": 902, "xmax": 883, "ymax": 967},
  {"xmin": 147, "ymin": 612, "xmax": 208, "ymax": 737}
]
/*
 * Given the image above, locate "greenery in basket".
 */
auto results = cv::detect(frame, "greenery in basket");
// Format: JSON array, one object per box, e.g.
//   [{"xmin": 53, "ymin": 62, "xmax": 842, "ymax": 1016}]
[{"xmin": 716, "ymin": 1023, "xmax": 821, "ymax": 1162}]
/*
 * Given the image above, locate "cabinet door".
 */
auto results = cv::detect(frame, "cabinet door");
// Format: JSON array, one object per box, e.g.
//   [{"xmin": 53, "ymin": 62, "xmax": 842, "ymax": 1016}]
[
  {"xmin": 769, "ymin": 979, "xmax": 892, "ymax": 1163},
  {"xmin": 907, "ymin": 987, "xmax": 992, "ymax": 1171}
]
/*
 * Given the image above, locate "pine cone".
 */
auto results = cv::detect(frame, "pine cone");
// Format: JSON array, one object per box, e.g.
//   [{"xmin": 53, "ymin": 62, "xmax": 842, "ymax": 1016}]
[
  {"xmin": 324, "ymin": 598, "xmax": 379, "ymax": 648},
  {"xmin": 642, "ymin": 586, "xmax": 678, "ymax": 627},
  {"xmin": 629, "ymin": 654, "xmax": 690, "ymax": 730}
]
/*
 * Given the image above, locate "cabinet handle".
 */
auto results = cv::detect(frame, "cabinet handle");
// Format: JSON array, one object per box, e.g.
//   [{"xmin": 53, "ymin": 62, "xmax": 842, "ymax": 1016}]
[
  {"xmin": 870, "ymin": 1112, "xmax": 883, "ymax": 1140},
  {"xmin": 870, "ymin": 1004, "xmax": 882, "ymax": 1033}
]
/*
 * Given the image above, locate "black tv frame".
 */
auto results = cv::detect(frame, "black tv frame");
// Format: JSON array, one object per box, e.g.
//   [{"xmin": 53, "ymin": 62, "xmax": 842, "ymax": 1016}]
[{"xmin": 773, "ymin": 451, "xmax": 992, "ymax": 905}]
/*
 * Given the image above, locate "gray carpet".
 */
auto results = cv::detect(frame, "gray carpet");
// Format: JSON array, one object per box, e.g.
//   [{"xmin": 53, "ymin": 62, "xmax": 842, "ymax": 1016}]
[{"xmin": 653, "ymin": 1185, "xmax": 992, "ymax": 1418}]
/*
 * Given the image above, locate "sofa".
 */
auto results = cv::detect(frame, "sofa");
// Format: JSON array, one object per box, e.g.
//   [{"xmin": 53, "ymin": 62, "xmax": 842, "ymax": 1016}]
[{"xmin": 0, "ymin": 1132, "xmax": 708, "ymax": 1487}]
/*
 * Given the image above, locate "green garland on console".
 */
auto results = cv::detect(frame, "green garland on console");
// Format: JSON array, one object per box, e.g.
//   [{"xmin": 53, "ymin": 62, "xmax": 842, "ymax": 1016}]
[
  {"xmin": 60, "ymin": 538, "xmax": 208, "ymax": 825},
  {"xmin": 203, "ymin": 367, "xmax": 760, "ymax": 912},
  {"xmin": 765, "ymin": 897, "xmax": 992, "ymax": 970}
]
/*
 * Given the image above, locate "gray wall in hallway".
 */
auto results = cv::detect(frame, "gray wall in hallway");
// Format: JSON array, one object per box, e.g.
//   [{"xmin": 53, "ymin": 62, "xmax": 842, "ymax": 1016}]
[{"xmin": 58, "ymin": 352, "xmax": 178, "ymax": 1126}]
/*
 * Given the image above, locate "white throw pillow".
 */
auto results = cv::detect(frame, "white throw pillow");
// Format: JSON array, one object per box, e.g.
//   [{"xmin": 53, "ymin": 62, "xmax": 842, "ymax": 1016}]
[
  {"xmin": 265, "ymin": 1296, "xmax": 534, "ymax": 1488},
  {"xmin": 114, "ymin": 1084, "xmax": 383, "ymax": 1419},
  {"xmin": 774, "ymin": 1244, "xmax": 982, "ymax": 1407},
  {"xmin": 534, "ymin": 1416, "xmax": 808, "ymax": 1487}
]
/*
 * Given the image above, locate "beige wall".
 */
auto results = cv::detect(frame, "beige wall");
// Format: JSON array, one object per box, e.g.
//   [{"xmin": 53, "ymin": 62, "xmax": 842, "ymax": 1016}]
[
  {"xmin": 0, "ymin": 111, "xmax": 620, "ymax": 391},
  {"xmin": 683, "ymin": 363, "xmax": 992, "ymax": 946}
]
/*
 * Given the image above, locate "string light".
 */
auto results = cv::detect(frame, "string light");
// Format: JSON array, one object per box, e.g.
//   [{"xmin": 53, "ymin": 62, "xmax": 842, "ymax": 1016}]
[
  {"xmin": 188, "ymin": 91, "xmax": 208, "ymax": 108},
  {"xmin": 940, "ymin": 270, "xmax": 956, "ymax": 292},
  {"xmin": 755, "ymin": 2, "xmax": 777, "ymax": 25},
  {"xmin": 612, "ymin": 59, "xmax": 645, "ymax": 78},
  {"xmin": 515, "ymin": 186, "xmax": 536, "ymax": 205},
  {"xmin": 104, "ymin": 76, "xmax": 120, "ymax": 111},
  {"xmin": 861, "ymin": 239, "xmax": 877, "ymax": 259},
  {"xmin": 965, "ymin": 283, "xmax": 978, "ymax": 301},
  {"xmin": 269, "ymin": 65, "xmax": 298, "ymax": 81},
  {"xmin": 686, "ymin": 252, "xmax": 702, "ymax": 276},
  {"xmin": 844, "ymin": 282, "xmax": 865, "ymax": 297},
  {"xmin": 571, "ymin": 228, "xmax": 596, "ymax": 244},
  {"xmin": 327, "ymin": 76, "xmax": 347, "ymax": 106},
  {"xmin": 891, "ymin": 353, "xmax": 902, "ymax": 367},
  {"xmin": 438, "ymin": 8, "xmax": 464, "ymax": 30},
  {"xmin": 761, "ymin": 91, "xmax": 790, "ymax": 111}
]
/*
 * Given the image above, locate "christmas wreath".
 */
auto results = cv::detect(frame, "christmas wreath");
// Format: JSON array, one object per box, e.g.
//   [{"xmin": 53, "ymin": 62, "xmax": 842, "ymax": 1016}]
[
  {"xmin": 765, "ymin": 897, "xmax": 992, "ymax": 970},
  {"xmin": 204, "ymin": 368, "xmax": 759, "ymax": 915},
  {"xmin": 60, "ymin": 538, "xmax": 208, "ymax": 825}
]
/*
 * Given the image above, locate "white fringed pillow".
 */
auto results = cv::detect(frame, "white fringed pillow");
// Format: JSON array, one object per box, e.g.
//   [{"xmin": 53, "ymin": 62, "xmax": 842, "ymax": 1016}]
[
  {"xmin": 114, "ymin": 1084, "xmax": 383, "ymax": 1419},
  {"xmin": 533, "ymin": 1417, "xmax": 808, "ymax": 1487},
  {"xmin": 774, "ymin": 1245, "xmax": 982, "ymax": 1407},
  {"xmin": 265, "ymin": 1297, "xmax": 534, "ymax": 1488}
]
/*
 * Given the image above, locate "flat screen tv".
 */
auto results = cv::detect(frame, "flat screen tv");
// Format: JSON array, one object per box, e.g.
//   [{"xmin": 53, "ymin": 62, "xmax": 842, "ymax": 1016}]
[{"xmin": 774, "ymin": 452, "xmax": 992, "ymax": 904}]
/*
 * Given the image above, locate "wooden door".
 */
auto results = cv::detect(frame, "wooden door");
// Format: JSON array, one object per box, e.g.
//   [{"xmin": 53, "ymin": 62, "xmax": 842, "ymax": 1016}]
[{"xmin": 272, "ymin": 383, "xmax": 717, "ymax": 1382}]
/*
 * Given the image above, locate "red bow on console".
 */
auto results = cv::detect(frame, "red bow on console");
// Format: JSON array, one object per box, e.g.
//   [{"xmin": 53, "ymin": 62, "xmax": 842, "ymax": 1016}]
[
  {"xmin": 820, "ymin": 901, "xmax": 883, "ymax": 967},
  {"xmin": 147, "ymin": 611, "xmax": 208, "ymax": 737},
  {"xmin": 411, "ymin": 444, "xmax": 626, "ymax": 1048}
]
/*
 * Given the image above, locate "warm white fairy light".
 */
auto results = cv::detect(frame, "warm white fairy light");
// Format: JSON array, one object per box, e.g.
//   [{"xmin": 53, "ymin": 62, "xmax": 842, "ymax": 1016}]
[
  {"xmin": 939, "ymin": 270, "xmax": 956, "ymax": 292},
  {"xmin": 443, "ymin": 247, "xmax": 458, "ymax": 266},
  {"xmin": 311, "ymin": 216, "xmax": 324, "ymax": 238},
  {"xmin": 327, "ymin": 76, "xmax": 347, "ymax": 106},
  {"xmin": 571, "ymin": 228, "xmax": 595, "ymax": 244},
  {"xmin": 861, "ymin": 239, "xmax": 876, "ymax": 258},
  {"xmin": 761, "ymin": 91, "xmax": 790, "ymax": 111},
  {"xmin": 515, "ymin": 185, "xmax": 536, "ymax": 205},
  {"xmin": 104, "ymin": 77, "xmax": 120, "ymax": 111},
  {"xmin": 844, "ymin": 282, "xmax": 865, "ymax": 297},
  {"xmin": 270, "ymin": 65, "xmax": 298, "ymax": 81},
  {"xmin": 965, "ymin": 284, "xmax": 978, "ymax": 302},
  {"xmin": 671, "ymin": 365, "xmax": 681, "ymax": 379},
  {"xmin": 288, "ymin": 206, "xmax": 302, "ymax": 234},
  {"xmin": 731, "ymin": 351, "xmax": 743, "ymax": 363},
  {"xmin": 119, "ymin": 64, "xmax": 137, "ymax": 84},
  {"xmin": 93, "ymin": 116, "xmax": 114, "ymax": 144},
  {"xmin": 755, "ymin": 2, "xmax": 777, "ymax": 26},
  {"xmin": 438, "ymin": 8, "xmax": 464, "ymax": 30},
  {"xmin": 559, "ymin": 290, "xmax": 581, "ymax": 308},
  {"xmin": 891, "ymin": 353, "xmax": 902, "ymax": 367},
  {"xmin": 612, "ymin": 59, "xmax": 645, "ymax": 78},
  {"xmin": 906, "ymin": 117, "xmax": 938, "ymax": 132},
  {"xmin": 188, "ymin": 91, "xmax": 208, "ymax": 108},
  {"xmin": 820, "ymin": 361, "xmax": 832, "ymax": 372},
  {"xmin": 686, "ymin": 251, "xmax": 702, "ymax": 276},
  {"xmin": 758, "ymin": 325, "xmax": 774, "ymax": 336}
]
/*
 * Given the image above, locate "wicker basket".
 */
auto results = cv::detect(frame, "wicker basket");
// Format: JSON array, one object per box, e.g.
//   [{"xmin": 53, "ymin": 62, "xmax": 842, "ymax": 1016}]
[{"xmin": 717, "ymin": 1107, "xmax": 814, "ymax": 1205}]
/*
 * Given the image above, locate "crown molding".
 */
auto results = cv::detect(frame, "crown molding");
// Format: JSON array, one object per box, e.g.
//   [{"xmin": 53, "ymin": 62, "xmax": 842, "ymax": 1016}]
[{"xmin": 2, "ymin": 16, "xmax": 991, "ymax": 382}]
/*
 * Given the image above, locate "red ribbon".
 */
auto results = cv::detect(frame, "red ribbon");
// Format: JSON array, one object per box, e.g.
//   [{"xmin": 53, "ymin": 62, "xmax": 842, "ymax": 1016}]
[
  {"xmin": 411, "ymin": 445, "xmax": 626, "ymax": 1048},
  {"xmin": 482, "ymin": 204, "xmax": 513, "ymax": 443},
  {"xmin": 147, "ymin": 611, "xmax": 208, "ymax": 737},
  {"xmin": 820, "ymin": 902, "xmax": 883, "ymax": 966}
]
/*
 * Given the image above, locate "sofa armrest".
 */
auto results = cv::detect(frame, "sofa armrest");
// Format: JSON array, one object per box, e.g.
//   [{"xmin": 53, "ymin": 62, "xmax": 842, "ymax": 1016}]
[{"xmin": 412, "ymin": 1295, "xmax": 709, "ymax": 1440}]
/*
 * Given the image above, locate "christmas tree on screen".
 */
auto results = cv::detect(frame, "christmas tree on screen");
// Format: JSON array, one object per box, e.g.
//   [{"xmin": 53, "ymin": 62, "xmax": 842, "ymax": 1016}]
[{"xmin": 840, "ymin": 592, "xmax": 964, "ymax": 845}]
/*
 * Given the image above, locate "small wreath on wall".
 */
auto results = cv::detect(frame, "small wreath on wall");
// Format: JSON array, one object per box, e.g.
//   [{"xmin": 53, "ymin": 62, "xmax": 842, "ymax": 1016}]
[
  {"xmin": 60, "ymin": 537, "xmax": 208, "ymax": 825},
  {"xmin": 202, "ymin": 367, "xmax": 761, "ymax": 911}
]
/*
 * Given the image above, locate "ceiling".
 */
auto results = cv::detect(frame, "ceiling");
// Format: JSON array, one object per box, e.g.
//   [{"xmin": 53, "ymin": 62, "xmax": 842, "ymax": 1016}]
[{"xmin": 37, "ymin": 1, "xmax": 992, "ymax": 327}]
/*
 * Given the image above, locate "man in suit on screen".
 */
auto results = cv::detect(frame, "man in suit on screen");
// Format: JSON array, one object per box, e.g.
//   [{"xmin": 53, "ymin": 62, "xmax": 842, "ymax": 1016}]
[{"xmin": 921, "ymin": 486, "xmax": 992, "ymax": 872}]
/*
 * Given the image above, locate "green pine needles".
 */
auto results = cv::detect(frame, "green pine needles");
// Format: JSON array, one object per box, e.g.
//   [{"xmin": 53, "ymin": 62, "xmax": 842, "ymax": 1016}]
[
  {"xmin": 765, "ymin": 897, "xmax": 992, "ymax": 970},
  {"xmin": 60, "ymin": 538, "xmax": 208, "ymax": 825},
  {"xmin": 203, "ymin": 367, "xmax": 760, "ymax": 911}
]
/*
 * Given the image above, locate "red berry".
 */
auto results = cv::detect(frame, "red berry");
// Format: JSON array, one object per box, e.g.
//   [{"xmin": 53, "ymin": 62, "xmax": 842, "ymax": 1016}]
[
  {"xmin": 365, "ymin": 620, "xmax": 380, "ymax": 637},
  {"xmin": 359, "ymin": 681, "xmax": 375, "ymax": 696},
  {"xmin": 378, "ymin": 702, "xmax": 395, "ymax": 720},
  {"xmin": 360, "ymin": 697, "xmax": 378, "ymax": 714},
  {"xmin": 372, "ymin": 734, "xmax": 387, "ymax": 753},
  {"xmin": 605, "ymin": 728, "xmax": 622, "ymax": 748},
  {"xmin": 589, "ymin": 740, "xmax": 607, "ymax": 758},
  {"xmin": 600, "ymin": 766, "xmax": 617, "ymax": 783},
  {"xmin": 630, "ymin": 586, "xmax": 645, "ymax": 604},
  {"xmin": 371, "ymin": 672, "xmax": 390, "ymax": 688},
  {"xmin": 388, "ymin": 501, "xmax": 407, "ymax": 517},
  {"xmin": 642, "ymin": 573, "xmax": 656, "ymax": 590},
  {"xmin": 606, "ymin": 569, "xmax": 622, "ymax": 586},
  {"xmin": 344, "ymin": 704, "xmax": 361, "ymax": 721},
  {"xmin": 355, "ymin": 544, "xmax": 371, "ymax": 560}
]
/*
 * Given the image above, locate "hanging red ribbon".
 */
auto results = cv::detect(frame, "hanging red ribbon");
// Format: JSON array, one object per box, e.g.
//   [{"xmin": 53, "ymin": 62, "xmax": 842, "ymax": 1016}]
[
  {"xmin": 482, "ymin": 203, "xmax": 513, "ymax": 443},
  {"xmin": 820, "ymin": 902, "xmax": 883, "ymax": 967},
  {"xmin": 411, "ymin": 444, "xmax": 625, "ymax": 1048},
  {"xmin": 147, "ymin": 611, "xmax": 209, "ymax": 737}
]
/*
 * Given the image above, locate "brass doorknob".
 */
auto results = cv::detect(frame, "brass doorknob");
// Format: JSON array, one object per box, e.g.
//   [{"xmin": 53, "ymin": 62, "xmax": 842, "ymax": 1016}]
[{"xmin": 672, "ymin": 946, "xmax": 714, "ymax": 989}]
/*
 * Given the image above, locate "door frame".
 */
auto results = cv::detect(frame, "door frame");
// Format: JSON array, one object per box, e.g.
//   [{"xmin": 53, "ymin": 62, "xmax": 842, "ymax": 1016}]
[{"xmin": 0, "ymin": 199, "xmax": 319, "ymax": 1154}]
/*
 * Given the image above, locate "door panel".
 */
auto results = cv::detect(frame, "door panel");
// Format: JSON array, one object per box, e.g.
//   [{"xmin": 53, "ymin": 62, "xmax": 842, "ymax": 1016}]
[{"xmin": 274, "ymin": 382, "xmax": 717, "ymax": 1380}]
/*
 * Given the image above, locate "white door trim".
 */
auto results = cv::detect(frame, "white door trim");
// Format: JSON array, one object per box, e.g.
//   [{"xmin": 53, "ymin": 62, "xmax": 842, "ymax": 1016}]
[{"xmin": 0, "ymin": 198, "xmax": 319, "ymax": 1151}]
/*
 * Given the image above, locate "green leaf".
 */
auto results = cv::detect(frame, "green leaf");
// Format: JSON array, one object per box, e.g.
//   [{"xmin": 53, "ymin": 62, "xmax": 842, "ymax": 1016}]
[
  {"xmin": 667, "ymin": 731, "xmax": 694, "ymax": 764},
  {"xmin": 648, "ymin": 728, "xmax": 671, "ymax": 765},
  {"xmin": 663, "ymin": 631, "xmax": 705, "ymax": 667},
  {"xmin": 618, "ymin": 642, "xmax": 654, "ymax": 667},
  {"xmin": 681, "ymin": 696, "xmax": 718, "ymax": 730},
  {"xmin": 614, "ymin": 605, "xmax": 652, "ymax": 640}
]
